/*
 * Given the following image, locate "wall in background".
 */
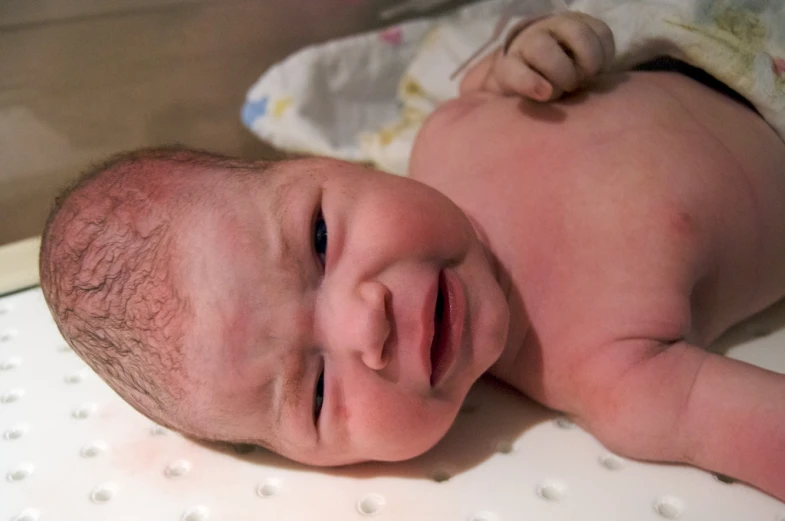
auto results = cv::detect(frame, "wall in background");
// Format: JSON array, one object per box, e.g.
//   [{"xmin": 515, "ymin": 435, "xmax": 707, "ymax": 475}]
[{"xmin": 0, "ymin": 0, "xmax": 468, "ymax": 245}]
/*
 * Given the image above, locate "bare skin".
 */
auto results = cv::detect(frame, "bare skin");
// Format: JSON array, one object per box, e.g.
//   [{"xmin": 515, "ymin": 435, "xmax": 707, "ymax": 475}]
[
  {"xmin": 41, "ymin": 10, "xmax": 785, "ymax": 503},
  {"xmin": 155, "ymin": 12, "xmax": 785, "ymax": 497},
  {"xmin": 410, "ymin": 40, "xmax": 785, "ymax": 499},
  {"xmin": 153, "ymin": 12, "xmax": 785, "ymax": 499},
  {"xmin": 174, "ymin": 164, "xmax": 510, "ymax": 465}
]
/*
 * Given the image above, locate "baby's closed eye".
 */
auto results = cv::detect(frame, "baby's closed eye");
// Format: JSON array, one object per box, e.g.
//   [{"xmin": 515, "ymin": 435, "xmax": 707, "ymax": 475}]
[
  {"xmin": 313, "ymin": 210, "xmax": 328, "ymax": 267},
  {"xmin": 311, "ymin": 205, "xmax": 327, "ymax": 424},
  {"xmin": 314, "ymin": 368, "xmax": 325, "ymax": 422}
]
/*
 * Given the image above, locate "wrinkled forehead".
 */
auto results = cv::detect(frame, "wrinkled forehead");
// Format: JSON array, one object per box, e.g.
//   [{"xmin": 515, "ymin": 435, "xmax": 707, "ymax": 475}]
[
  {"xmin": 173, "ymin": 155, "xmax": 374, "ymax": 354},
  {"xmin": 191, "ymin": 157, "xmax": 342, "ymax": 221},
  {"xmin": 170, "ymin": 163, "xmax": 304, "ymax": 422},
  {"xmin": 175, "ymin": 174, "xmax": 287, "ymax": 339}
]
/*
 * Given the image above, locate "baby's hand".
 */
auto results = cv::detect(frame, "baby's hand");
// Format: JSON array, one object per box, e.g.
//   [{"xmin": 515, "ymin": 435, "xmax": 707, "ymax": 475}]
[
  {"xmin": 461, "ymin": 12, "xmax": 615, "ymax": 101},
  {"xmin": 500, "ymin": 12, "xmax": 615, "ymax": 100}
]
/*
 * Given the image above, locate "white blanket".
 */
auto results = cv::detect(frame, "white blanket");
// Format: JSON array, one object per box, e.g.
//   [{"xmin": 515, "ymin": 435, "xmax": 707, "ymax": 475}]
[{"xmin": 242, "ymin": 0, "xmax": 785, "ymax": 175}]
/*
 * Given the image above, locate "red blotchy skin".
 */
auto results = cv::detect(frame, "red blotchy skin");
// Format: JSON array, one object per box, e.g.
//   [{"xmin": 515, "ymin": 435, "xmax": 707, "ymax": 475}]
[
  {"xmin": 173, "ymin": 159, "xmax": 509, "ymax": 465},
  {"xmin": 144, "ymin": 53, "xmax": 785, "ymax": 501},
  {"xmin": 410, "ymin": 69, "xmax": 785, "ymax": 500}
]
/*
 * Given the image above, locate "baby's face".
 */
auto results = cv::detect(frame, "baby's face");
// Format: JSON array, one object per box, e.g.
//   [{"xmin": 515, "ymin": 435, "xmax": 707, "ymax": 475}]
[{"xmin": 175, "ymin": 158, "xmax": 510, "ymax": 465}]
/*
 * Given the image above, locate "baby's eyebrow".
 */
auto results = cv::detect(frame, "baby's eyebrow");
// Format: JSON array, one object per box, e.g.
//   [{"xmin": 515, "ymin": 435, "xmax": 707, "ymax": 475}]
[
  {"xmin": 281, "ymin": 351, "xmax": 308, "ymax": 415},
  {"xmin": 247, "ymin": 173, "xmax": 318, "ymax": 440},
  {"xmin": 269, "ymin": 177, "xmax": 299, "ymax": 268}
]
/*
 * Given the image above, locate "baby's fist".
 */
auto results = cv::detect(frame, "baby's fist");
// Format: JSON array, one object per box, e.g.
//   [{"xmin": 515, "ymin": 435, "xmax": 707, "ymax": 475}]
[{"xmin": 495, "ymin": 12, "xmax": 614, "ymax": 101}]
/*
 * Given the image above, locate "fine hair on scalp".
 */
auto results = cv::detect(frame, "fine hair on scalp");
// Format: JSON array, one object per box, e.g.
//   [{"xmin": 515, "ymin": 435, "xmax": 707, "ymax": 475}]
[{"xmin": 39, "ymin": 146, "xmax": 271, "ymax": 438}]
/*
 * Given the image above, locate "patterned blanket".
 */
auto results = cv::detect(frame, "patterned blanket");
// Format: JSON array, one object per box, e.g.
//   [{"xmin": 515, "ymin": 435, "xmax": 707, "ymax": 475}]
[{"xmin": 242, "ymin": 0, "xmax": 785, "ymax": 174}]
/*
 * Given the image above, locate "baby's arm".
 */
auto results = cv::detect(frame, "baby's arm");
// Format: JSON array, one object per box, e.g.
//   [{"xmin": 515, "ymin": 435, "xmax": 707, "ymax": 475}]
[
  {"xmin": 575, "ymin": 339, "xmax": 785, "ymax": 501},
  {"xmin": 460, "ymin": 12, "xmax": 615, "ymax": 101}
]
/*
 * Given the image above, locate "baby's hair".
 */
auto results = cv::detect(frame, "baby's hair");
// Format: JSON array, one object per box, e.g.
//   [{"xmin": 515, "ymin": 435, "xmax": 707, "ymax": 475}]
[{"xmin": 39, "ymin": 146, "xmax": 270, "ymax": 436}]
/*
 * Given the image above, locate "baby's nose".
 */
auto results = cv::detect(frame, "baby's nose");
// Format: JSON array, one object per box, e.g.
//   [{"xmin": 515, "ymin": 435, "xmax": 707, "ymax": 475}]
[{"xmin": 350, "ymin": 280, "xmax": 391, "ymax": 370}]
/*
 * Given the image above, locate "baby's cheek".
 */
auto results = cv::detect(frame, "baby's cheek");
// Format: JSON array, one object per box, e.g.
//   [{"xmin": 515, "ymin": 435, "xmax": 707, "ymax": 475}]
[
  {"xmin": 350, "ymin": 392, "xmax": 456, "ymax": 461},
  {"xmin": 333, "ymin": 399, "xmax": 350, "ymax": 425},
  {"xmin": 378, "ymin": 175, "xmax": 471, "ymax": 252}
]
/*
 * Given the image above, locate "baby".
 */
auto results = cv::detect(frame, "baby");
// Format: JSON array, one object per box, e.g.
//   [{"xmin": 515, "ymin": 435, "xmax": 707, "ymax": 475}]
[{"xmin": 39, "ymin": 11, "xmax": 785, "ymax": 500}]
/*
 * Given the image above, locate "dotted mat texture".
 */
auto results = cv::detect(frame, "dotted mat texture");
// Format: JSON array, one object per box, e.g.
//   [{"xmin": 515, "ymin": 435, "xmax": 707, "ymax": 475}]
[{"xmin": 2, "ymin": 287, "xmax": 785, "ymax": 521}]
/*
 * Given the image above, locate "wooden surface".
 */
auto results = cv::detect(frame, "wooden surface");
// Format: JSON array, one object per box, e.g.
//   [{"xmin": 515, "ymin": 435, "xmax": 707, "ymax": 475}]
[{"xmin": 0, "ymin": 0, "xmax": 458, "ymax": 246}]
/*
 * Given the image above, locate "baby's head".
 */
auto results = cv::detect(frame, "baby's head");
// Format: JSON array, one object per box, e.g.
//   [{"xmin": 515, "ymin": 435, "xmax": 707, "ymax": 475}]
[{"xmin": 40, "ymin": 147, "xmax": 510, "ymax": 465}]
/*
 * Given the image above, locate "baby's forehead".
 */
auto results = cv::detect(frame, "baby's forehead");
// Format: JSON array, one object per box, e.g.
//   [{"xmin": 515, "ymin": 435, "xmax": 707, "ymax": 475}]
[
  {"xmin": 172, "ymin": 155, "xmax": 363, "ymax": 274},
  {"xmin": 173, "ymin": 168, "xmax": 303, "ymax": 294}
]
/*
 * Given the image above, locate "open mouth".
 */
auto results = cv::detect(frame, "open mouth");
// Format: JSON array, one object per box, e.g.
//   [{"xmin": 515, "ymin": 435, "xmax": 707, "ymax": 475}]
[{"xmin": 430, "ymin": 271, "xmax": 451, "ymax": 386}]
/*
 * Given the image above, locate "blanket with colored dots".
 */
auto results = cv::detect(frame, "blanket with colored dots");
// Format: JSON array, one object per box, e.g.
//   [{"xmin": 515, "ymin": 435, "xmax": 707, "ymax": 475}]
[{"xmin": 242, "ymin": 0, "xmax": 785, "ymax": 175}]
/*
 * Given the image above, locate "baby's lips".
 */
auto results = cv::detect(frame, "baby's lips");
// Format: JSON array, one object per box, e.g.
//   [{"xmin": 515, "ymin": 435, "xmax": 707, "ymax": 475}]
[{"xmin": 418, "ymin": 271, "xmax": 441, "ymax": 385}]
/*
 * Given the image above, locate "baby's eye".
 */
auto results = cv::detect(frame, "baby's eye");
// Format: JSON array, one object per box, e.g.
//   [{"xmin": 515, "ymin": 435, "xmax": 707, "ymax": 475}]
[
  {"xmin": 313, "ymin": 369, "xmax": 324, "ymax": 423},
  {"xmin": 313, "ymin": 212, "xmax": 328, "ymax": 266}
]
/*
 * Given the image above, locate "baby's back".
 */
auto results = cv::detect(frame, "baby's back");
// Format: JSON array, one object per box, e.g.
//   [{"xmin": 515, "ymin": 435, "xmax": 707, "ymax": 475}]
[{"xmin": 410, "ymin": 69, "xmax": 785, "ymax": 405}]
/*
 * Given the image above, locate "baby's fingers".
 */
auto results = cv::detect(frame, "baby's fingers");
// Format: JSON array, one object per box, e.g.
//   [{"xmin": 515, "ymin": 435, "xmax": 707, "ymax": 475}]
[
  {"xmin": 503, "ymin": 28, "xmax": 583, "ymax": 100},
  {"xmin": 494, "ymin": 47, "xmax": 557, "ymax": 101},
  {"xmin": 547, "ymin": 14, "xmax": 608, "ymax": 80},
  {"xmin": 579, "ymin": 14, "xmax": 615, "ymax": 72}
]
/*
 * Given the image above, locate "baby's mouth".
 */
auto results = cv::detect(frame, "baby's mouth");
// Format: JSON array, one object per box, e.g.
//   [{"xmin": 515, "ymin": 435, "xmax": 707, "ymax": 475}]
[{"xmin": 430, "ymin": 271, "xmax": 450, "ymax": 386}]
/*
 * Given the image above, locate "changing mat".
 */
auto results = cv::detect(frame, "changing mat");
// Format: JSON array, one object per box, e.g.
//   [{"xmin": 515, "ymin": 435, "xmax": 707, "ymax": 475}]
[
  {"xmin": 242, "ymin": 0, "xmax": 785, "ymax": 175},
  {"xmin": 2, "ymin": 286, "xmax": 785, "ymax": 520}
]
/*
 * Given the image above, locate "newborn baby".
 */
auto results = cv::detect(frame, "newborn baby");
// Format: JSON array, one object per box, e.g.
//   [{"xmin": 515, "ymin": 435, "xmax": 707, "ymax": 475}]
[{"xmin": 40, "ymin": 12, "xmax": 785, "ymax": 500}]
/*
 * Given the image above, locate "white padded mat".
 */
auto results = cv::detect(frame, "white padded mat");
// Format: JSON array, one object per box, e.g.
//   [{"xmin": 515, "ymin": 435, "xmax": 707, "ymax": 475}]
[{"xmin": 2, "ymin": 286, "xmax": 784, "ymax": 521}]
